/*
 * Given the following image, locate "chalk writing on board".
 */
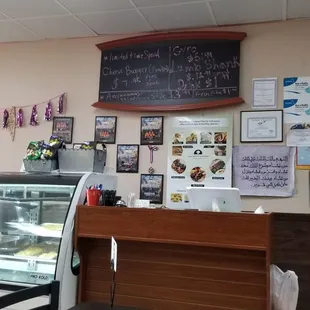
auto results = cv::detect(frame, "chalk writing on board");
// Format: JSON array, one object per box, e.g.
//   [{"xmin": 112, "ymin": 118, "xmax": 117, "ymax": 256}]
[
  {"xmin": 99, "ymin": 40, "xmax": 241, "ymax": 104},
  {"xmin": 233, "ymin": 146, "xmax": 295, "ymax": 197}
]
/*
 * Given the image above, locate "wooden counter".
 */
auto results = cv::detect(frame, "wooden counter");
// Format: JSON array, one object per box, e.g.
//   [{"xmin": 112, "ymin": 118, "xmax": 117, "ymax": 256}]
[{"xmin": 75, "ymin": 207, "xmax": 273, "ymax": 310}]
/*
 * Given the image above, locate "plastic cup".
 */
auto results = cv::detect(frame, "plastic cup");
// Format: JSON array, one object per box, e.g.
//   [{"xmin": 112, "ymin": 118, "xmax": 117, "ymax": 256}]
[{"xmin": 87, "ymin": 189, "xmax": 102, "ymax": 206}]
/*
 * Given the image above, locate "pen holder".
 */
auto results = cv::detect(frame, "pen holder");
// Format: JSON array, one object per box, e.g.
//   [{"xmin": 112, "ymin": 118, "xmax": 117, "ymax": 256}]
[{"xmin": 87, "ymin": 189, "xmax": 102, "ymax": 206}]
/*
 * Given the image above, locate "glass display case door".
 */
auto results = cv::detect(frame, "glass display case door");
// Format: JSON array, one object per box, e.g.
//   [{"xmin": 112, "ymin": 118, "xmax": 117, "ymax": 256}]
[{"xmin": 0, "ymin": 184, "xmax": 75, "ymax": 285}]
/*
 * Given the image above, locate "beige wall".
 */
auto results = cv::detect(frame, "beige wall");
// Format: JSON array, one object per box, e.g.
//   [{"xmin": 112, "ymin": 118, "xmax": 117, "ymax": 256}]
[{"xmin": 0, "ymin": 19, "xmax": 309, "ymax": 213}]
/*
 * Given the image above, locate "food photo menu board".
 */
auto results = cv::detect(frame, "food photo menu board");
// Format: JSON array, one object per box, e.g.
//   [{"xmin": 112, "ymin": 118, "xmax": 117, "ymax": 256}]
[{"xmin": 166, "ymin": 116, "xmax": 233, "ymax": 209}]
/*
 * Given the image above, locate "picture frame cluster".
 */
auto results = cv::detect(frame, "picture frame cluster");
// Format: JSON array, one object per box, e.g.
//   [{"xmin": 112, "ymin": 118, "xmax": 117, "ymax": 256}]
[
  {"xmin": 94, "ymin": 115, "xmax": 164, "ymax": 173},
  {"xmin": 94, "ymin": 115, "xmax": 165, "ymax": 204}
]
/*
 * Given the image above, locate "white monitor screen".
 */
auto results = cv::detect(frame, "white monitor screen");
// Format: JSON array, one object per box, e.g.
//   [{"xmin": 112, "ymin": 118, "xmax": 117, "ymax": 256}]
[{"xmin": 186, "ymin": 187, "xmax": 241, "ymax": 213}]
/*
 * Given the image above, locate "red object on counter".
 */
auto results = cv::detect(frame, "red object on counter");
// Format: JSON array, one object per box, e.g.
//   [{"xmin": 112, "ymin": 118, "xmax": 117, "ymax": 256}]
[{"xmin": 87, "ymin": 189, "xmax": 101, "ymax": 206}]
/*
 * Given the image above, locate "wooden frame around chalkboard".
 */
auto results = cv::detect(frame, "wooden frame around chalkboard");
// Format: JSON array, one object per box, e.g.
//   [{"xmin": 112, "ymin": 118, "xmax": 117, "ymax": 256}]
[{"xmin": 93, "ymin": 31, "xmax": 247, "ymax": 112}]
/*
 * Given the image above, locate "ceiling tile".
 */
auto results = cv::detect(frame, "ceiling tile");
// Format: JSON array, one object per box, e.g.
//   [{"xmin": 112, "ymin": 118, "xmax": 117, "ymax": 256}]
[
  {"xmin": 210, "ymin": 0, "xmax": 283, "ymax": 25},
  {"xmin": 77, "ymin": 10, "xmax": 153, "ymax": 34},
  {"xmin": 287, "ymin": 0, "xmax": 310, "ymax": 18},
  {"xmin": 58, "ymin": 0, "xmax": 134, "ymax": 14},
  {"xmin": 132, "ymin": 0, "xmax": 201, "ymax": 7},
  {"xmin": 140, "ymin": 2, "xmax": 214, "ymax": 31},
  {"xmin": 0, "ymin": 21, "xmax": 40, "ymax": 42},
  {"xmin": 18, "ymin": 15, "xmax": 96, "ymax": 39},
  {"xmin": 0, "ymin": 0, "xmax": 68, "ymax": 19}
]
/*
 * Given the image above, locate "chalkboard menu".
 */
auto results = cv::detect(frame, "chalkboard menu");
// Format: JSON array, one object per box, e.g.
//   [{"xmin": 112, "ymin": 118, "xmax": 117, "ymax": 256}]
[{"xmin": 95, "ymin": 32, "xmax": 246, "ymax": 111}]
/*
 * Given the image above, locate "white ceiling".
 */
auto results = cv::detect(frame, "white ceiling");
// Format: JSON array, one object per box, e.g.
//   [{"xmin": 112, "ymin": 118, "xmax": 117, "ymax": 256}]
[{"xmin": 0, "ymin": 0, "xmax": 307, "ymax": 42}]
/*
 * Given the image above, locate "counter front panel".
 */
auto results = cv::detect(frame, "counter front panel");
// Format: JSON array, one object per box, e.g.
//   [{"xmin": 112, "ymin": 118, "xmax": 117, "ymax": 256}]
[{"xmin": 75, "ymin": 207, "xmax": 272, "ymax": 310}]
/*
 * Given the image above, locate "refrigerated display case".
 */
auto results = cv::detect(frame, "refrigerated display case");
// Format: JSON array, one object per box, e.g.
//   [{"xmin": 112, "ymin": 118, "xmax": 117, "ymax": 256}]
[{"xmin": 0, "ymin": 172, "xmax": 117, "ymax": 310}]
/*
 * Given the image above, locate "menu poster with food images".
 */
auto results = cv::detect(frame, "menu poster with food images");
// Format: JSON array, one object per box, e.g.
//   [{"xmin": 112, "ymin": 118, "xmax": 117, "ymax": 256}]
[{"xmin": 166, "ymin": 116, "xmax": 233, "ymax": 209}]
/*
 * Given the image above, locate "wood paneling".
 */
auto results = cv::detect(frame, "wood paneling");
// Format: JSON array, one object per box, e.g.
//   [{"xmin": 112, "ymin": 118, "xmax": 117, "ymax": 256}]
[
  {"xmin": 76, "ymin": 207, "xmax": 270, "ymax": 250},
  {"xmin": 75, "ymin": 207, "xmax": 272, "ymax": 310},
  {"xmin": 272, "ymin": 213, "xmax": 310, "ymax": 310},
  {"xmin": 92, "ymin": 98, "xmax": 245, "ymax": 113},
  {"xmin": 78, "ymin": 239, "xmax": 267, "ymax": 310},
  {"xmin": 96, "ymin": 31, "xmax": 247, "ymax": 51}
]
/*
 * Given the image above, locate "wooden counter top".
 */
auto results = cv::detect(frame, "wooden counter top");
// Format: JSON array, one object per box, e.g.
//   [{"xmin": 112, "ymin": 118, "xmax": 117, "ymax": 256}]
[{"xmin": 75, "ymin": 206, "xmax": 270, "ymax": 251}]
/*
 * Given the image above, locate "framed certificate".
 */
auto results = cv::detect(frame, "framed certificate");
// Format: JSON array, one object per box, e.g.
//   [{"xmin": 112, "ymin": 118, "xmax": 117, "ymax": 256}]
[{"xmin": 240, "ymin": 110, "xmax": 283, "ymax": 143}]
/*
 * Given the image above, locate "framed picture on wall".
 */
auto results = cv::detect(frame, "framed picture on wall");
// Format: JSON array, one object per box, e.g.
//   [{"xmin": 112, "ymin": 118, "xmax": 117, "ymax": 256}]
[
  {"xmin": 52, "ymin": 117, "xmax": 74, "ymax": 144},
  {"xmin": 240, "ymin": 110, "xmax": 283, "ymax": 143},
  {"xmin": 140, "ymin": 174, "xmax": 164, "ymax": 204},
  {"xmin": 140, "ymin": 116, "xmax": 164, "ymax": 145},
  {"xmin": 94, "ymin": 116, "xmax": 117, "ymax": 144},
  {"xmin": 116, "ymin": 144, "xmax": 139, "ymax": 173}
]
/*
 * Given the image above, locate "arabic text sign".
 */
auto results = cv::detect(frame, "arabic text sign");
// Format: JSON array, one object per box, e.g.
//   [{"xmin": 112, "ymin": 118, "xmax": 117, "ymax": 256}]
[{"xmin": 233, "ymin": 146, "xmax": 295, "ymax": 197}]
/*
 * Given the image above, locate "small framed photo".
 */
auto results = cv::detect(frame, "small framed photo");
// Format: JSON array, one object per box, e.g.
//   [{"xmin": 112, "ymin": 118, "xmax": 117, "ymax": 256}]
[
  {"xmin": 240, "ymin": 110, "xmax": 283, "ymax": 143},
  {"xmin": 116, "ymin": 144, "xmax": 139, "ymax": 173},
  {"xmin": 94, "ymin": 116, "xmax": 117, "ymax": 144},
  {"xmin": 52, "ymin": 117, "xmax": 74, "ymax": 144},
  {"xmin": 140, "ymin": 174, "xmax": 164, "ymax": 204},
  {"xmin": 140, "ymin": 116, "xmax": 164, "ymax": 145}
]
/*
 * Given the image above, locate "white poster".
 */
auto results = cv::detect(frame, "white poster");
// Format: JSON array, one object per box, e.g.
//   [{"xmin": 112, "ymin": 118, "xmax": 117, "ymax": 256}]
[
  {"xmin": 287, "ymin": 129, "xmax": 310, "ymax": 146},
  {"xmin": 252, "ymin": 78, "xmax": 277, "ymax": 108},
  {"xmin": 283, "ymin": 77, "xmax": 310, "ymax": 124},
  {"xmin": 233, "ymin": 146, "xmax": 295, "ymax": 197},
  {"xmin": 166, "ymin": 116, "xmax": 233, "ymax": 209}
]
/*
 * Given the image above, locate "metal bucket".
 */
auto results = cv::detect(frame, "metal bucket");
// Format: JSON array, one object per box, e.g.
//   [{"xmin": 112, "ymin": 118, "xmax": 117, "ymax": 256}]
[
  {"xmin": 58, "ymin": 143, "xmax": 106, "ymax": 173},
  {"xmin": 23, "ymin": 159, "xmax": 58, "ymax": 173}
]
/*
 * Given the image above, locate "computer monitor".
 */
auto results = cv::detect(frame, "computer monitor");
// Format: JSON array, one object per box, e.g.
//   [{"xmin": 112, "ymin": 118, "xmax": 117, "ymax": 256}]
[{"xmin": 186, "ymin": 187, "xmax": 242, "ymax": 213}]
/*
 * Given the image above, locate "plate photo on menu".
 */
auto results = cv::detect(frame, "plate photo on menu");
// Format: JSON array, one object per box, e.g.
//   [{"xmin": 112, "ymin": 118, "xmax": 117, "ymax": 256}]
[
  {"xmin": 172, "ymin": 133, "xmax": 184, "ymax": 144},
  {"xmin": 171, "ymin": 159, "xmax": 186, "ymax": 174},
  {"xmin": 200, "ymin": 132, "xmax": 212, "ymax": 144},
  {"xmin": 186, "ymin": 133, "xmax": 198, "ymax": 144},
  {"xmin": 170, "ymin": 193, "xmax": 182, "ymax": 203},
  {"xmin": 209, "ymin": 159, "xmax": 226, "ymax": 175},
  {"xmin": 172, "ymin": 146, "xmax": 183, "ymax": 156},
  {"xmin": 214, "ymin": 132, "xmax": 227, "ymax": 144},
  {"xmin": 214, "ymin": 146, "xmax": 227, "ymax": 156},
  {"xmin": 190, "ymin": 167, "xmax": 206, "ymax": 182}
]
